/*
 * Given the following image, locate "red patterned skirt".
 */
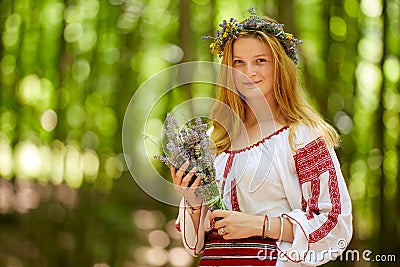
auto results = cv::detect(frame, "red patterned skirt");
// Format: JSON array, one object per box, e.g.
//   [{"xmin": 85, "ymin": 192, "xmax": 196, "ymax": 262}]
[{"xmin": 198, "ymin": 230, "xmax": 278, "ymax": 266}]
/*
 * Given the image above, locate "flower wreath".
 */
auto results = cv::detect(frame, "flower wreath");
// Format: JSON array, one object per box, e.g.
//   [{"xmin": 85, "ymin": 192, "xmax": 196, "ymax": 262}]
[{"xmin": 202, "ymin": 7, "xmax": 303, "ymax": 64}]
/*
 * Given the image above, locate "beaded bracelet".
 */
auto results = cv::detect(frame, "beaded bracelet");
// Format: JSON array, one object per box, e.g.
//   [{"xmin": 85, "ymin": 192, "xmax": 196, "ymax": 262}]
[
  {"xmin": 278, "ymin": 215, "xmax": 284, "ymax": 242},
  {"xmin": 188, "ymin": 206, "xmax": 201, "ymax": 214},
  {"xmin": 186, "ymin": 200, "xmax": 201, "ymax": 214}
]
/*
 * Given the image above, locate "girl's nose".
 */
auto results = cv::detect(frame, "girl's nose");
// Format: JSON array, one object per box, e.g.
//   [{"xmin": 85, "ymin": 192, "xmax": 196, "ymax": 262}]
[{"xmin": 244, "ymin": 63, "xmax": 256, "ymax": 77}]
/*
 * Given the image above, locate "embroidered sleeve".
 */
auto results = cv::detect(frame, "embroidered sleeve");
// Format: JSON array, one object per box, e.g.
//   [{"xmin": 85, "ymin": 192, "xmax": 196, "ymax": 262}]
[{"xmin": 278, "ymin": 137, "xmax": 353, "ymax": 265}]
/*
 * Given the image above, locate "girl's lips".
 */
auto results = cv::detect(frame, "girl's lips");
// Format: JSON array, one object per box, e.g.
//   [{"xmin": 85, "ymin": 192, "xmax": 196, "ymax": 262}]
[{"xmin": 243, "ymin": 81, "xmax": 261, "ymax": 87}]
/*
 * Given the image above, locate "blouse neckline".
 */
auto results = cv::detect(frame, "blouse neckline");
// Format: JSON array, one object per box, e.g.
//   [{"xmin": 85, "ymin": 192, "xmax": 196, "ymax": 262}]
[{"xmin": 225, "ymin": 125, "xmax": 289, "ymax": 154}]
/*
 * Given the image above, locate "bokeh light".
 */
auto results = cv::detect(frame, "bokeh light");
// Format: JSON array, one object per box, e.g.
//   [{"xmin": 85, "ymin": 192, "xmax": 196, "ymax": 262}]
[
  {"xmin": 148, "ymin": 230, "xmax": 171, "ymax": 249},
  {"xmin": 168, "ymin": 247, "xmax": 194, "ymax": 266},
  {"xmin": 41, "ymin": 109, "xmax": 58, "ymax": 131},
  {"xmin": 14, "ymin": 141, "xmax": 43, "ymax": 179}
]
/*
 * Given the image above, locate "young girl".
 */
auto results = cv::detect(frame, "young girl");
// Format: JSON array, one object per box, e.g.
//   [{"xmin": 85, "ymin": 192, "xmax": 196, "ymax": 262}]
[{"xmin": 171, "ymin": 8, "xmax": 352, "ymax": 266}]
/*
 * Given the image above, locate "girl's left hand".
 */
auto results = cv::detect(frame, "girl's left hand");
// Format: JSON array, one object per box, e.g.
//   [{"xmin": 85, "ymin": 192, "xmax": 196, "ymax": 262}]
[{"xmin": 210, "ymin": 210, "xmax": 264, "ymax": 240}]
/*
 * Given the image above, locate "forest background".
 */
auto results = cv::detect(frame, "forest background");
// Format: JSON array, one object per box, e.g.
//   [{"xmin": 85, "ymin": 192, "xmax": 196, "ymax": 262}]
[{"xmin": 0, "ymin": 0, "xmax": 399, "ymax": 266}]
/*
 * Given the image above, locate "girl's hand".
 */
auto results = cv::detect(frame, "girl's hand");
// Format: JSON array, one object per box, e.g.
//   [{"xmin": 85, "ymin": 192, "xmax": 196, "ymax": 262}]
[
  {"xmin": 210, "ymin": 210, "xmax": 264, "ymax": 240},
  {"xmin": 171, "ymin": 161, "xmax": 202, "ymax": 208}
]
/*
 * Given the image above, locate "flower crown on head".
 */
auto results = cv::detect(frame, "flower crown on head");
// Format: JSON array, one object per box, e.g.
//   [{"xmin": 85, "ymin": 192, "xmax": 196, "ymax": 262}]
[{"xmin": 201, "ymin": 7, "xmax": 303, "ymax": 64}]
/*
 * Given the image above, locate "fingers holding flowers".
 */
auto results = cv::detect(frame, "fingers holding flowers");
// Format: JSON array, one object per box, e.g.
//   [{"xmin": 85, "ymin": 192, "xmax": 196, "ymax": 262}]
[
  {"xmin": 171, "ymin": 162, "xmax": 202, "ymax": 208},
  {"xmin": 172, "ymin": 160, "xmax": 189, "ymax": 183},
  {"xmin": 171, "ymin": 160, "xmax": 191, "ymax": 187}
]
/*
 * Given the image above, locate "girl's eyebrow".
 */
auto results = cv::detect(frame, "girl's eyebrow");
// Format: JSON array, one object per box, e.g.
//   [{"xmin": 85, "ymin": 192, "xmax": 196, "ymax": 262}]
[{"xmin": 233, "ymin": 53, "xmax": 268, "ymax": 58}]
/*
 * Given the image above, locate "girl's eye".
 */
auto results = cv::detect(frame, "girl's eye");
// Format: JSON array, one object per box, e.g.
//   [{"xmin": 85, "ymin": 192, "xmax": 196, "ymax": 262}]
[
  {"xmin": 233, "ymin": 59, "xmax": 243, "ymax": 64},
  {"xmin": 257, "ymin": 58, "xmax": 267, "ymax": 63}
]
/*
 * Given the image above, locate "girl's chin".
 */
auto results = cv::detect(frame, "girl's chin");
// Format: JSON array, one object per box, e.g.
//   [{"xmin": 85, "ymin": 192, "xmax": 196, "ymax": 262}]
[
  {"xmin": 237, "ymin": 87, "xmax": 264, "ymax": 96},
  {"xmin": 237, "ymin": 91, "xmax": 266, "ymax": 100}
]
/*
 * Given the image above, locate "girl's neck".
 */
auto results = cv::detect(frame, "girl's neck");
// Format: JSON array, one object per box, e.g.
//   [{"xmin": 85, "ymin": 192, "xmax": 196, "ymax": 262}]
[
  {"xmin": 244, "ymin": 95, "xmax": 280, "ymax": 127},
  {"xmin": 231, "ymin": 97, "xmax": 284, "ymax": 150}
]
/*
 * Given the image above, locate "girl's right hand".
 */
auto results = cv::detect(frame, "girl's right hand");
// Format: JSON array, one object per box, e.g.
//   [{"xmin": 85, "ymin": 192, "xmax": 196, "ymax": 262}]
[{"xmin": 171, "ymin": 161, "xmax": 202, "ymax": 209}]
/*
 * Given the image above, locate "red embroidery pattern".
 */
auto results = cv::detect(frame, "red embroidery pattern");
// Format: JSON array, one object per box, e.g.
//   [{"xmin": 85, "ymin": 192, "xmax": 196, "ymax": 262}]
[
  {"xmin": 305, "ymin": 212, "xmax": 314, "ymax": 220},
  {"xmin": 223, "ymin": 153, "xmax": 235, "ymax": 178},
  {"xmin": 294, "ymin": 137, "xmax": 341, "ymax": 243},
  {"xmin": 231, "ymin": 179, "xmax": 241, "ymax": 212},
  {"xmin": 226, "ymin": 126, "xmax": 289, "ymax": 154},
  {"xmin": 221, "ymin": 153, "xmax": 235, "ymax": 198},
  {"xmin": 200, "ymin": 231, "xmax": 277, "ymax": 266},
  {"xmin": 175, "ymin": 222, "xmax": 181, "ymax": 232},
  {"xmin": 220, "ymin": 155, "xmax": 241, "ymax": 212}
]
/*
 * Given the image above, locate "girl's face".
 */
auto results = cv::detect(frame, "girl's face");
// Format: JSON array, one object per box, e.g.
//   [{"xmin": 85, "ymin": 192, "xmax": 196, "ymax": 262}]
[{"xmin": 232, "ymin": 37, "xmax": 275, "ymax": 100}]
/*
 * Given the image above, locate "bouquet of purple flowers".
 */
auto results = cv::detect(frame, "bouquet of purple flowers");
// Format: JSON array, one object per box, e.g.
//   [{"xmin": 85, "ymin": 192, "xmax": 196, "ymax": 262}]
[{"xmin": 155, "ymin": 113, "xmax": 226, "ymax": 211}]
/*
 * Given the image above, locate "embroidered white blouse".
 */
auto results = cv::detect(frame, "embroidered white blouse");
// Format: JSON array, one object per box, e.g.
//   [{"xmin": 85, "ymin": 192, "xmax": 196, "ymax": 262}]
[{"xmin": 176, "ymin": 124, "xmax": 353, "ymax": 266}]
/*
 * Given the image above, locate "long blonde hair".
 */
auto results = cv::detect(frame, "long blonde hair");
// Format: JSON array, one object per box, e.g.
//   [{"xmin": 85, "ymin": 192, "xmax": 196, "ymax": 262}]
[{"xmin": 210, "ymin": 18, "xmax": 339, "ymax": 154}]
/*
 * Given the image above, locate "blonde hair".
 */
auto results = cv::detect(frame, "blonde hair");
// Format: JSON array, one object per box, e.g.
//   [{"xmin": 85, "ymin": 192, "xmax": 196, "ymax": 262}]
[{"xmin": 210, "ymin": 17, "xmax": 339, "ymax": 154}]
